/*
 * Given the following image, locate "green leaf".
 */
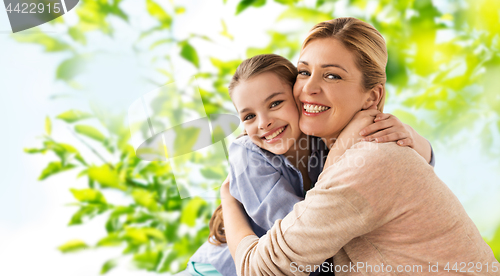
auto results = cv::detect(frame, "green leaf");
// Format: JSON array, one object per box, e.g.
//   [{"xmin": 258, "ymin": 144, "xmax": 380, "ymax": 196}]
[
  {"xmin": 236, "ymin": 0, "xmax": 266, "ymax": 14},
  {"xmin": 38, "ymin": 161, "xmax": 75, "ymax": 180},
  {"xmin": 45, "ymin": 116, "xmax": 52, "ymax": 136},
  {"xmin": 146, "ymin": 0, "xmax": 172, "ymax": 28},
  {"xmin": 58, "ymin": 239, "xmax": 89, "ymax": 253},
  {"xmin": 173, "ymin": 126, "xmax": 201, "ymax": 156},
  {"xmin": 180, "ymin": 198, "xmax": 207, "ymax": 226},
  {"xmin": 132, "ymin": 189, "xmax": 158, "ymax": 212},
  {"xmin": 200, "ymin": 167, "xmax": 225, "ymax": 180},
  {"xmin": 24, "ymin": 147, "xmax": 47, "ymax": 154},
  {"xmin": 100, "ymin": 259, "xmax": 118, "ymax": 274},
  {"xmin": 12, "ymin": 31, "xmax": 71, "ymax": 52},
  {"xmin": 274, "ymin": 0, "xmax": 295, "ymax": 4},
  {"xmin": 56, "ymin": 56, "xmax": 86, "ymax": 82},
  {"xmin": 220, "ymin": 20, "xmax": 233, "ymax": 40},
  {"xmin": 69, "ymin": 204, "xmax": 107, "ymax": 225},
  {"xmin": 56, "ymin": 110, "xmax": 92, "ymax": 123},
  {"xmin": 277, "ymin": 6, "xmax": 332, "ymax": 22},
  {"xmin": 175, "ymin": 6, "xmax": 186, "ymax": 14},
  {"xmin": 70, "ymin": 188, "xmax": 107, "ymax": 204},
  {"xmin": 88, "ymin": 165, "xmax": 126, "ymax": 190},
  {"xmin": 75, "ymin": 125, "xmax": 106, "ymax": 142},
  {"xmin": 97, "ymin": 233, "xmax": 123, "ymax": 247},
  {"xmin": 180, "ymin": 41, "xmax": 199, "ymax": 68},
  {"xmin": 132, "ymin": 249, "xmax": 161, "ymax": 270},
  {"xmin": 68, "ymin": 26, "xmax": 87, "ymax": 45}
]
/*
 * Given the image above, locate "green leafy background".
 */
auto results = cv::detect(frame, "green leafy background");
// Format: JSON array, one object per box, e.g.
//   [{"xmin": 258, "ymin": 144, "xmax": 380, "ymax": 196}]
[{"xmin": 4, "ymin": 0, "xmax": 499, "ymax": 274}]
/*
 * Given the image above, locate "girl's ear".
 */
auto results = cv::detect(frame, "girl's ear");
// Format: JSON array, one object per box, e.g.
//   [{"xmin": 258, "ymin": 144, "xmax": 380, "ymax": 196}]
[{"xmin": 362, "ymin": 83, "xmax": 384, "ymax": 110}]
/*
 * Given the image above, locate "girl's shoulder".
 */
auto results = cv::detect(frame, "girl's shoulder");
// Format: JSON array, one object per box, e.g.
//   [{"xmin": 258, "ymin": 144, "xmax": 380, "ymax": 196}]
[{"xmin": 229, "ymin": 135, "xmax": 290, "ymax": 173}]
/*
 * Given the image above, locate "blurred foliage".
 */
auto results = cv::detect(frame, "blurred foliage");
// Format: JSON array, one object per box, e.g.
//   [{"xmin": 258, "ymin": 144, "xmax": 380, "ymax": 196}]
[{"xmin": 19, "ymin": 0, "xmax": 500, "ymax": 273}]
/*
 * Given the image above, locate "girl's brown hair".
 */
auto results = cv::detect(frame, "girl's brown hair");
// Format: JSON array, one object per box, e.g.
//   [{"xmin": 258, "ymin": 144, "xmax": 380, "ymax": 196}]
[
  {"xmin": 302, "ymin": 17, "xmax": 388, "ymax": 111},
  {"xmin": 208, "ymin": 54, "xmax": 298, "ymax": 245}
]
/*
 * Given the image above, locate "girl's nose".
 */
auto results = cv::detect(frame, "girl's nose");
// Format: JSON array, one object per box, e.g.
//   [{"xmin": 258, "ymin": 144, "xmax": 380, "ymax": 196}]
[{"xmin": 258, "ymin": 116, "xmax": 274, "ymax": 130}]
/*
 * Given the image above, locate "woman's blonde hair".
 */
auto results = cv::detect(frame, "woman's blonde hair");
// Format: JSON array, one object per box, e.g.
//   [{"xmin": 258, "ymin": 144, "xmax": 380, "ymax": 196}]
[
  {"xmin": 302, "ymin": 17, "xmax": 388, "ymax": 111},
  {"xmin": 208, "ymin": 54, "xmax": 298, "ymax": 245}
]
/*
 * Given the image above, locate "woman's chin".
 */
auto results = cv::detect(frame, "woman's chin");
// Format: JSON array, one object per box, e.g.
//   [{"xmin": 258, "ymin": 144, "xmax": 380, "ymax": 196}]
[{"xmin": 299, "ymin": 121, "xmax": 326, "ymax": 137}]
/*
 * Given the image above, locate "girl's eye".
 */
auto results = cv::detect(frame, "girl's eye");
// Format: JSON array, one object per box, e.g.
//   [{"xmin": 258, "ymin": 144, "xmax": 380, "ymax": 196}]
[
  {"xmin": 298, "ymin": 70, "xmax": 310, "ymax": 76},
  {"xmin": 325, "ymin": 73, "xmax": 341, "ymax": 80},
  {"xmin": 244, "ymin": 114, "xmax": 255, "ymax": 121},
  {"xmin": 270, "ymin": 100, "xmax": 283, "ymax": 108}
]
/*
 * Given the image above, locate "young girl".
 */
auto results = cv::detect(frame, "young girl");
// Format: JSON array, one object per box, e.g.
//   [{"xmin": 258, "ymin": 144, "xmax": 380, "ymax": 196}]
[{"xmin": 183, "ymin": 54, "xmax": 435, "ymax": 276}]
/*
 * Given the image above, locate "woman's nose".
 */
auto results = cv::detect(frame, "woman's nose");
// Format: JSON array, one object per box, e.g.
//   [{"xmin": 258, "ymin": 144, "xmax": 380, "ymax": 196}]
[{"xmin": 302, "ymin": 75, "xmax": 321, "ymax": 95}]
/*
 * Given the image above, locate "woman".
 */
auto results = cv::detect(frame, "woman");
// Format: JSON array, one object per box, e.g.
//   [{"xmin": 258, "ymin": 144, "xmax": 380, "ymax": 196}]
[{"xmin": 222, "ymin": 18, "xmax": 498, "ymax": 275}]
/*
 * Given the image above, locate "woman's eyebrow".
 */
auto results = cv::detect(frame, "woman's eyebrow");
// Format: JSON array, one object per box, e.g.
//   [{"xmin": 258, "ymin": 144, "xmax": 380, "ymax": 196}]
[{"xmin": 298, "ymin": 60, "xmax": 348, "ymax": 73}]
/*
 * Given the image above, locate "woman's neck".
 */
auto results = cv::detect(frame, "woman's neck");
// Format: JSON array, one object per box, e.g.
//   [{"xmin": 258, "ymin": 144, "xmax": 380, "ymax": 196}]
[
  {"xmin": 284, "ymin": 132, "xmax": 309, "ymax": 164},
  {"xmin": 322, "ymin": 133, "xmax": 340, "ymax": 150},
  {"xmin": 284, "ymin": 133, "xmax": 312, "ymax": 192}
]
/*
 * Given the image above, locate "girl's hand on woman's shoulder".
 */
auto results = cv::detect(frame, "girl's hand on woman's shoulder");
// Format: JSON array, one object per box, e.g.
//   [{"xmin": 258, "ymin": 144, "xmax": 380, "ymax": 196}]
[
  {"xmin": 337, "ymin": 107, "xmax": 380, "ymax": 146},
  {"xmin": 359, "ymin": 113, "xmax": 416, "ymax": 147}
]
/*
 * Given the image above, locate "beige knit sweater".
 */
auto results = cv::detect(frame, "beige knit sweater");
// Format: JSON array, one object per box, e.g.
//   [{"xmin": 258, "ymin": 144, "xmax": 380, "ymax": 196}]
[{"xmin": 235, "ymin": 142, "xmax": 498, "ymax": 275}]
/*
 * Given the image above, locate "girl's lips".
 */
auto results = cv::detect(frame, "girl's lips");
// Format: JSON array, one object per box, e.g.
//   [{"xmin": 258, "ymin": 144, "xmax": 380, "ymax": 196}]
[{"xmin": 263, "ymin": 125, "xmax": 288, "ymax": 144}]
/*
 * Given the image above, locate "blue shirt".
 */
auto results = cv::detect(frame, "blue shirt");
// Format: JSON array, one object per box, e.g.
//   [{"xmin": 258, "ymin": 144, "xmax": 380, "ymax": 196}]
[
  {"xmin": 190, "ymin": 136, "xmax": 327, "ymax": 276},
  {"xmin": 189, "ymin": 136, "xmax": 435, "ymax": 276}
]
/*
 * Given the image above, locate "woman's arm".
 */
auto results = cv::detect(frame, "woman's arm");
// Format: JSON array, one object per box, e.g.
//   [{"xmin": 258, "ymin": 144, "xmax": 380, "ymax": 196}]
[{"xmin": 227, "ymin": 142, "xmax": 424, "ymax": 275}]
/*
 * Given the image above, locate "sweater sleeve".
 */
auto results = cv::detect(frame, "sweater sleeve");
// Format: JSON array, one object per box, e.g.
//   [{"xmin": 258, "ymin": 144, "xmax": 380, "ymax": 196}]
[{"xmin": 234, "ymin": 142, "xmax": 425, "ymax": 276}]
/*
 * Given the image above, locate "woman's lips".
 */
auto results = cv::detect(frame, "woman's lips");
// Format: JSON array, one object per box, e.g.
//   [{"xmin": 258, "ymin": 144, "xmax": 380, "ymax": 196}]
[{"xmin": 301, "ymin": 102, "xmax": 331, "ymax": 117}]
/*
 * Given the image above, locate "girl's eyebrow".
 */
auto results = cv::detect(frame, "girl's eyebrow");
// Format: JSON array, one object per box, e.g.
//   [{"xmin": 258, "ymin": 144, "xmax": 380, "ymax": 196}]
[
  {"xmin": 298, "ymin": 60, "xmax": 348, "ymax": 73},
  {"xmin": 239, "ymin": 92, "xmax": 285, "ymax": 114}
]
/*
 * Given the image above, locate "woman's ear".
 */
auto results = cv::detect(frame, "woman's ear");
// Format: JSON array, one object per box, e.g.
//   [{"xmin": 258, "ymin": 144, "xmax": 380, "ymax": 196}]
[{"xmin": 362, "ymin": 83, "xmax": 384, "ymax": 110}]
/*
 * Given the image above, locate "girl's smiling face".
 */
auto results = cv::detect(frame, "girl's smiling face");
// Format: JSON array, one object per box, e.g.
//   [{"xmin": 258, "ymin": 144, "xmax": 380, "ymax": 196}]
[
  {"xmin": 232, "ymin": 71, "xmax": 302, "ymax": 155},
  {"xmin": 294, "ymin": 38, "xmax": 376, "ymax": 142}
]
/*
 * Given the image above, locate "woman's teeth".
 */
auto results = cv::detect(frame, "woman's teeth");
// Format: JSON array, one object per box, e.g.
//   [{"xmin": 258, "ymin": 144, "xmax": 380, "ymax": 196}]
[
  {"xmin": 265, "ymin": 126, "xmax": 286, "ymax": 140},
  {"xmin": 304, "ymin": 104, "xmax": 330, "ymax": 113}
]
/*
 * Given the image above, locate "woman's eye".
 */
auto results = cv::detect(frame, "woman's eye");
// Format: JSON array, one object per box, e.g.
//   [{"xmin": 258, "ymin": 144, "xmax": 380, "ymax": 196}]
[
  {"xmin": 298, "ymin": 70, "xmax": 310, "ymax": 76},
  {"xmin": 244, "ymin": 114, "xmax": 255, "ymax": 121},
  {"xmin": 270, "ymin": 100, "xmax": 283, "ymax": 108},
  {"xmin": 325, "ymin": 73, "xmax": 341, "ymax": 80}
]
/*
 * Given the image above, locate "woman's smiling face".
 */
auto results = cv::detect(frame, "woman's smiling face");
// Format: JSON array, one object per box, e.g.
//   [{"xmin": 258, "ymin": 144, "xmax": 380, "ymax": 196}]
[
  {"xmin": 294, "ymin": 38, "xmax": 373, "ymax": 142},
  {"xmin": 232, "ymin": 71, "xmax": 302, "ymax": 155}
]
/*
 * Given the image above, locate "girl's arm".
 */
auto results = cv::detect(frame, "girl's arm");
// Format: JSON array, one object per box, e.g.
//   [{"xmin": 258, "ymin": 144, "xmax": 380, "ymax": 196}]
[
  {"xmin": 359, "ymin": 113, "xmax": 433, "ymax": 164},
  {"xmin": 221, "ymin": 177, "xmax": 254, "ymax": 259},
  {"xmin": 327, "ymin": 109, "xmax": 435, "ymax": 168}
]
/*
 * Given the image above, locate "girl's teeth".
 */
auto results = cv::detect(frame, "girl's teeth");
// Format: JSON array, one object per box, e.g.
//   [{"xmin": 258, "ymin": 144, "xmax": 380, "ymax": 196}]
[{"xmin": 265, "ymin": 126, "xmax": 285, "ymax": 140}]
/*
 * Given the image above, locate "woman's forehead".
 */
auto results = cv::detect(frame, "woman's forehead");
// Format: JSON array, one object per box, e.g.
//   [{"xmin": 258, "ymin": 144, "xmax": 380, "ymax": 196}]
[{"xmin": 299, "ymin": 38, "xmax": 357, "ymax": 69}]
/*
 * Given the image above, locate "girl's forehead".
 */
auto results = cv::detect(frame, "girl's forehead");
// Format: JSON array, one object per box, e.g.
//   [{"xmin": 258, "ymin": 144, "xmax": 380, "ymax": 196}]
[{"xmin": 232, "ymin": 73, "xmax": 291, "ymax": 111}]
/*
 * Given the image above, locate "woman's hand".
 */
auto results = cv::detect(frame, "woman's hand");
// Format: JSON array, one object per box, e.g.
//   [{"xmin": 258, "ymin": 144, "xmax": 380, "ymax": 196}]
[{"xmin": 358, "ymin": 113, "xmax": 432, "ymax": 163}]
